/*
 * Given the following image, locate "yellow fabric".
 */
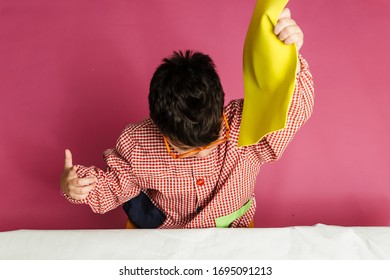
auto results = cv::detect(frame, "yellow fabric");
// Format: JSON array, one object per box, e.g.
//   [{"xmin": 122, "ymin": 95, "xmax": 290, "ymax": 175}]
[{"xmin": 238, "ymin": 0, "xmax": 298, "ymax": 147}]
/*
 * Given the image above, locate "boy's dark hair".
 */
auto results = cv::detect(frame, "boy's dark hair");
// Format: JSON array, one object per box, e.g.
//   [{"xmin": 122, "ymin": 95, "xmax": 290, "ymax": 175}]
[{"xmin": 149, "ymin": 50, "xmax": 225, "ymax": 148}]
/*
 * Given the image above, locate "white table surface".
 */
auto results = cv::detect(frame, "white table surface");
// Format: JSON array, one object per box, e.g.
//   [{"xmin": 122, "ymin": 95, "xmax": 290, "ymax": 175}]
[{"xmin": 1, "ymin": 224, "xmax": 390, "ymax": 259}]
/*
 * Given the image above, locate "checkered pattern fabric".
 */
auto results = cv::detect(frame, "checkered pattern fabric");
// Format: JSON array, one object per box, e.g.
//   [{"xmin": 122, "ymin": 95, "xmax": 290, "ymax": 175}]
[{"xmin": 65, "ymin": 55, "xmax": 314, "ymax": 228}]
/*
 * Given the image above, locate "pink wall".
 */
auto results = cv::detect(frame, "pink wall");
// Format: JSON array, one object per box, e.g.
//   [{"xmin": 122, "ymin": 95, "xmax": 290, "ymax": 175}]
[{"xmin": 1, "ymin": 0, "xmax": 389, "ymax": 231}]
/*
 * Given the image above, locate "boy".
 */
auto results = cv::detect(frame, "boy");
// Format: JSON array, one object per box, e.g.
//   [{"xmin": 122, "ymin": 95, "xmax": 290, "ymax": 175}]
[{"xmin": 60, "ymin": 8, "xmax": 313, "ymax": 228}]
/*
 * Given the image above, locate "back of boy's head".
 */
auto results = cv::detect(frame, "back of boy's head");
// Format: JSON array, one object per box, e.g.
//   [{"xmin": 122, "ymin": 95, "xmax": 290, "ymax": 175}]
[{"xmin": 149, "ymin": 50, "xmax": 225, "ymax": 148}]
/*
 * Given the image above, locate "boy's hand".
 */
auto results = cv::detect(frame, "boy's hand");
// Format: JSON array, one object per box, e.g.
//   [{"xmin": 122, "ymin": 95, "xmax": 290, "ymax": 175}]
[
  {"xmin": 274, "ymin": 8, "xmax": 304, "ymax": 51},
  {"xmin": 60, "ymin": 149, "xmax": 97, "ymax": 200}
]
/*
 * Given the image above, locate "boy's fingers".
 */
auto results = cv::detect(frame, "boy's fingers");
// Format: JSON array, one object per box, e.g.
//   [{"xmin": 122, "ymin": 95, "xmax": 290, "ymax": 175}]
[
  {"xmin": 283, "ymin": 34, "xmax": 300, "ymax": 45},
  {"xmin": 278, "ymin": 8, "xmax": 291, "ymax": 20},
  {"xmin": 274, "ymin": 18, "xmax": 296, "ymax": 35},
  {"xmin": 75, "ymin": 183, "xmax": 96, "ymax": 195},
  {"xmin": 74, "ymin": 177, "xmax": 98, "ymax": 187},
  {"xmin": 277, "ymin": 25, "xmax": 302, "ymax": 42},
  {"xmin": 82, "ymin": 183, "xmax": 96, "ymax": 194},
  {"xmin": 64, "ymin": 149, "xmax": 73, "ymax": 169},
  {"xmin": 70, "ymin": 184, "xmax": 96, "ymax": 200}
]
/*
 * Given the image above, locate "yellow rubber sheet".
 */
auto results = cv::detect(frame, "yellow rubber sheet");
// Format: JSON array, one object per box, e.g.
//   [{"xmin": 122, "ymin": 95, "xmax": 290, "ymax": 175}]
[{"xmin": 238, "ymin": 0, "xmax": 298, "ymax": 147}]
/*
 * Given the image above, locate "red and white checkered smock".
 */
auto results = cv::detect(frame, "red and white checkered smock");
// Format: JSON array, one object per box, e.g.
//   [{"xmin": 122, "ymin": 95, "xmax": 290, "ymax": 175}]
[{"xmin": 66, "ymin": 55, "xmax": 314, "ymax": 228}]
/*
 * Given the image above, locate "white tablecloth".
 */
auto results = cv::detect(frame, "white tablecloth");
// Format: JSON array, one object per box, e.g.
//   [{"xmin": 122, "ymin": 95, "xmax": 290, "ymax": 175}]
[{"xmin": 1, "ymin": 224, "xmax": 390, "ymax": 259}]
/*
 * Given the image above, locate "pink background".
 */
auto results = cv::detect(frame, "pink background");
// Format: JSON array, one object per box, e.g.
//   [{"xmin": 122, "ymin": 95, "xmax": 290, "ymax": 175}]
[{"xmin": 1, "ymin": 0, "xmax": 389, "ymax": 231}]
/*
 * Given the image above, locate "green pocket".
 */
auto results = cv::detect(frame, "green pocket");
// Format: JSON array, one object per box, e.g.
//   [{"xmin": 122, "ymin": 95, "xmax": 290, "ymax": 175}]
[{"xmin": 215, "ymin": 198, "xmax": 253, "ymax": 228}]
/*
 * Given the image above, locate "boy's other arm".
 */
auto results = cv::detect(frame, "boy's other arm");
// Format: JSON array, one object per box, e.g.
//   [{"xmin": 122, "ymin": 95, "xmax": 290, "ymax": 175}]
[{"xmin": 60, "ymin": 133, "xmax": 141, "ymax": 214}]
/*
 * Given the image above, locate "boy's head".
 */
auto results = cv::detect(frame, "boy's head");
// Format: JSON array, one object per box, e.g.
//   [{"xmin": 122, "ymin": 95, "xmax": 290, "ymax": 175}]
[{"xmin": 149, "ymin": 50, "xmax": 225, "ymax": 149}]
